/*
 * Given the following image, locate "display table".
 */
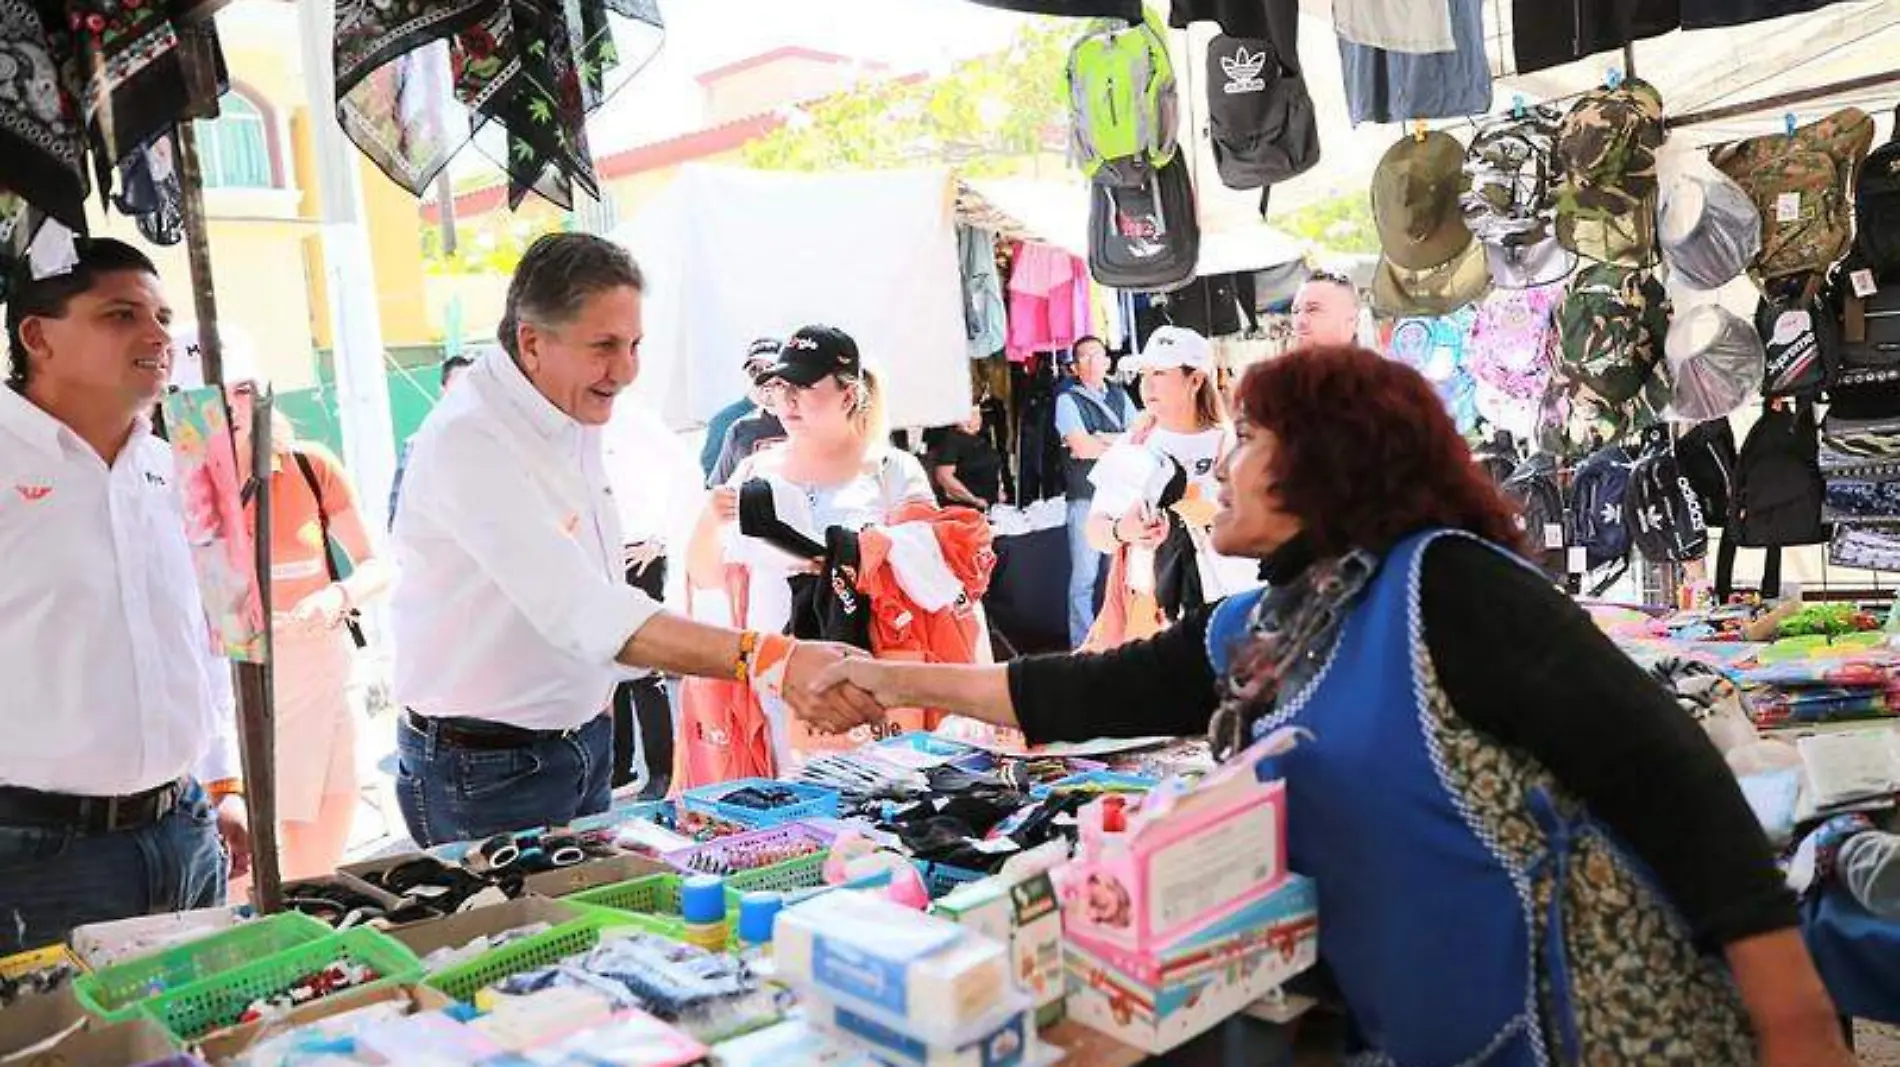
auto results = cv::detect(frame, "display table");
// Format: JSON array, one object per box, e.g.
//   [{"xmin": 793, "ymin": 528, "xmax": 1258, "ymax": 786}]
[{"xmin": 1044, "ymin": 1019, "xmax": 1149, "ymax": 1067}]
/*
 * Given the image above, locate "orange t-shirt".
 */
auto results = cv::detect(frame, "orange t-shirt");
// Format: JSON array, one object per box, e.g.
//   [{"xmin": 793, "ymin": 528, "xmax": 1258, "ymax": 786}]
[{"xmin": 257, "ymin": 444, "xmax": 357, "ymax": 608}]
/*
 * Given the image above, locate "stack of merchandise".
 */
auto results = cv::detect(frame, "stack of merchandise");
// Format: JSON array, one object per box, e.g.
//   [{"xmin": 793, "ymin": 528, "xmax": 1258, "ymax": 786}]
[
  {"xmin": 1738, "ymin": 644, "xmax": 1900, "ymax": 728},
  {"xmin": 777, "ymin": 890, "xmax": 1050, "ymax": 1067}
]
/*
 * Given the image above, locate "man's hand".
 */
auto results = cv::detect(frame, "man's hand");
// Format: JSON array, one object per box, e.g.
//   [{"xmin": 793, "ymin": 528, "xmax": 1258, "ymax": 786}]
[
  {"xmin": 782, "ymin": 641, "xmax": 886, "ymax": 735},
  {"xmin": 216, "ymin": 794, "xmax": 252, "ymax": 880},
  {"xmin": 811, "ymin": 656, "xmax": 905, "ymax": 710},
  {"xmin": 289, "ymin": 583, "xmax": 350, "ymax": 630}
]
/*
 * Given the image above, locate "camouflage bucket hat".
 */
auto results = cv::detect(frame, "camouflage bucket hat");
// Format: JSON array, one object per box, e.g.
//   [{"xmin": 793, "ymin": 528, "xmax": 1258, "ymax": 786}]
[
  {"xmin": 1555, "ymin": 262, "xmax": 1670, "ymax": 405},
  {"xmin": 1372, "ymin": 131, "xmax": 1477, "ymax": 272},
  {"xmin": 1554, "ymin": 79, "xmax": 1665, "ymax": 267},
  {"xmin": 1372, "ymin": 239, "xmax": 1492, "ymax": 318},
  {"xmin": 1461, "ymin": 104, "xmax": 1566, "ymax": 249}
]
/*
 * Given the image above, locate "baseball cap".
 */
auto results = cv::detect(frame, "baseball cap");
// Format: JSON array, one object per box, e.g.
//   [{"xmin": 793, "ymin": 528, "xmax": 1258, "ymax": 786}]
[
  {"xmin": 1659, "ymin": 172, "xmax": 1762, "ymax": 291},
  {"xmin": 1124, "ymin": 325, "xmax": 1213, "ymax": 374},
  {"xmin": 1461, "ymin": 104, "xmax": 1565, "ymax": 250},
  {"xmin": 1553, "ymin": 79, "xmax": 1666, "ymax": 267},
  {"xmin": 168, "ymin": 321, "xmax": 261, "ymax": 391},
  {"xmin": 1371, "ymin": 131, "xmax": 1492, "ymax": 317},
  {"xmin": 755, "ymin": 325, "xmax": 861, "ymax": 388},
  {"xmin": 743, "ymin": 336, "xmax": 781, "ymax": 382}
]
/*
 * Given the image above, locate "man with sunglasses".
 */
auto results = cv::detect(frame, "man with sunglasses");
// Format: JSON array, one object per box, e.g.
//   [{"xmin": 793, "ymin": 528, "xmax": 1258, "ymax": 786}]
[
  {"xmin": 0, "ymin": 239, "xmax": 248, "ymax": 953},
  {"xmin": 1292, "ymin": 269, "xmax": 1363, "ymax": 349}
]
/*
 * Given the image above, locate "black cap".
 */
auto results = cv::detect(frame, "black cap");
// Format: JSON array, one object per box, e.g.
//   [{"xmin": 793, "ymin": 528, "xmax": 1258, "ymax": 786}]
[
  {"xmin": 744, "ymin": 337, "xmax": 781, "ymax": 382},
  {"xmin": 757, "ymin": 325, "xmax": 860, "ymax": 387}
]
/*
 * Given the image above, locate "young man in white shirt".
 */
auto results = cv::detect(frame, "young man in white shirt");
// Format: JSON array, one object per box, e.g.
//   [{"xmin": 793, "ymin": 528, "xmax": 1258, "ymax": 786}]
[
  {"xmin": 390, "ymin": 234, "xmax": 878, "ymax": 847},
  {"xmin": 0, "ymin": 239, "xmax": 249, "ymax": 953}
]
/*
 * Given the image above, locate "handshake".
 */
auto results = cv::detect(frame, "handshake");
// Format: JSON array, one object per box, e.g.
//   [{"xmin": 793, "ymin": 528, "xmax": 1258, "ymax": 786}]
[{"xmin": 779, "ymin": 640, "xmax": 905, "ymax": 735}]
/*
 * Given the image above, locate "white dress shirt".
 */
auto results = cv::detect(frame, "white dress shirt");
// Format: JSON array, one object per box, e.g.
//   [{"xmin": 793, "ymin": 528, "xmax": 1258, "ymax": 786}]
[
  {"xmin": 0, "ymin": 388, "xmax": 238, "ymax": 796},
  {"xmin": 391, "ymin": 350, "xmax": 663, "ymax": 730}
]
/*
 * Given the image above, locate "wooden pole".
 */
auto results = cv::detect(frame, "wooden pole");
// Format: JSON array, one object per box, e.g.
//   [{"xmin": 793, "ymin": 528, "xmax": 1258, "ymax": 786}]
[{"xmin": 175, "ymin": 120, "xmax": 284, "ymax": 915}]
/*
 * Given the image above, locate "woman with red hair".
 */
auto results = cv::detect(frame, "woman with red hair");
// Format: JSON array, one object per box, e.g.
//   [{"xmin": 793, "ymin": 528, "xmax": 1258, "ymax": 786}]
[{"xmin": 813, "ymin": 347, "xmax": 1848, "ymax": 1066}]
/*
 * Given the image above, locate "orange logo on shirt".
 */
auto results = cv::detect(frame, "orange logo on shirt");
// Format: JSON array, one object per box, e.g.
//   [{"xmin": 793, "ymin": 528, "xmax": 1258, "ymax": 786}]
[{"xmin": 14, "ymin": 484, "xmax": 51, "ymax": 502}]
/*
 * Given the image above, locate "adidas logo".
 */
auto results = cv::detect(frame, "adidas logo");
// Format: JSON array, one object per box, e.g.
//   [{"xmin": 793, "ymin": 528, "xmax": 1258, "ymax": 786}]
[{"xmin": 1220, "ymin": 46, "xmax": 1268, "ymax": 95}]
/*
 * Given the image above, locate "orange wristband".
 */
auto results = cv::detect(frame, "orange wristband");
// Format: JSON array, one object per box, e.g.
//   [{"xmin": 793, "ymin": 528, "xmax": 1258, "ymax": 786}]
[
  {"xmin": 749, "ymin": 633, "xmax": 796, "ymax": 698},
  {"xmin": 734, "ymin": 631, "xmax": 760, "ymax": 683}
]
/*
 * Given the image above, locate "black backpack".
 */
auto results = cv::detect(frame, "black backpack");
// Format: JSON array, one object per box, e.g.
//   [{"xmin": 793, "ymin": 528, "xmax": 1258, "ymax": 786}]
[
  {"xmin": 1676, "ymin": 417, "xmax": 1738, "ymax": 529},
  {"xmin": 1205, "ymin": 34, "xmax": 1318, "ymax": 206},
  {"xmin": 1719, "ymin": 399, "xmax": 1829, "ymax": 599},
  {"xmin": 1568, "ymin": 444, "xmax": 1637, "ymax": 575},
  {"xmin": 1501, "ymin": 452, "xmax": 1567, "ymax": 576},
  {"xmin": 1089, "ymin": 151, "xmax": 1200, "ymax": 292},
  {"xmin": 1856, "ymin": 104, "xmax": 1900, "ymax": 281},
  {"xmin": 1756, "ymin": 287, "xmax": 1840, "ymax": 399},
  {"xmin": 1625, "ymin": 427, "xmax": 1710, "ymax": 563}
]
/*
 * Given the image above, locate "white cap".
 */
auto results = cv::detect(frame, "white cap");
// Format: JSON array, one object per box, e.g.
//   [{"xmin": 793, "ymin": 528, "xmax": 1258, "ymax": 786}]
[
  {"xmin": 1125, "ymin": 325, "xmax": 1213, "ymax": 374},
  {"xmin": 168, "ymin": 321, "xmax": 262, "ymax": 391}
]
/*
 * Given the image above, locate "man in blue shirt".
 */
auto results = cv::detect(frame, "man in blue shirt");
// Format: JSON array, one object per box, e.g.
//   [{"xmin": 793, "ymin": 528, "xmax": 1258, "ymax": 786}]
[
  {"xmin": 1053, "ymin": 335, "xmax": 1137, "ymax": 647},
  {"xmin": 698, "ymin": 338, "xmax": 780, "ymax": 480}
]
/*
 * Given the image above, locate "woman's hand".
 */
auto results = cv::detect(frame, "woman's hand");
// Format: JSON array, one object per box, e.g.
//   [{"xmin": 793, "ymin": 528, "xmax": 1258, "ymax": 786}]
[
  {"xmin": 1757, "ymin": 1021, "xmax": 1857, "ymax": 1067},
  {"xmin": 1115, "ymin": 506, "xmax": 1169, "ymax": 548},
  {"xmin": 289, "ymin": 583, "xmax": 350, "ymax": 630},
  {"xmin": 711, "ymin": 487, "xmax": 739, "ymax": 524},
  {"xmin": 812, "ymin": 656, "xmax": 907, "ymax": 712}
]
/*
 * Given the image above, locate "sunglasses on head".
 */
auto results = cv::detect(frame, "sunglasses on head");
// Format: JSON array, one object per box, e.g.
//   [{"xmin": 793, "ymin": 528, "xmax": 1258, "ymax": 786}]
[{"xmin": 1307, "ymin": 270, "xmax": 1354, "ymax": 287}]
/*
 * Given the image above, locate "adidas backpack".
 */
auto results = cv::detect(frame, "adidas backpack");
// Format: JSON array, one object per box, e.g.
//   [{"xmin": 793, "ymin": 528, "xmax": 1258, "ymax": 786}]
[
  {"xmin": 1625, "ymin": 427, "xmax": 1710, "ymax": 563},
  {"xmin": 1501, "ymin": 452, "xmax": 1567, "ymax": 576},
  {"xmin": 1855, "ymin": 104, "xmax": 1900, "ymax": 280},
  {"xmin": 1088, "ymin": 151, "xmax": 1200, "ymax": 291},
  {"xmin": 1205, "ymin": 34, "xmax": 1318, "ymax": 196},
  {"xmin": 1567, "ymin": 444, "xmax": 1637, "ymax": 572},
  {"xmin": 1067, "ymin": 9, "xmax": 1180, "ymax": 189}
]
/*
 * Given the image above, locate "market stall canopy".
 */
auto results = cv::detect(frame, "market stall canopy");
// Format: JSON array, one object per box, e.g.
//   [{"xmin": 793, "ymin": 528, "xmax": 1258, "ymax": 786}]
[
  {"xmin": 610, "ymin": 164, "xmax": 973, "ymax": 432},
  {"xmin": 959, "ymin": 177, "xmax": 1306, "ymax": 275}
]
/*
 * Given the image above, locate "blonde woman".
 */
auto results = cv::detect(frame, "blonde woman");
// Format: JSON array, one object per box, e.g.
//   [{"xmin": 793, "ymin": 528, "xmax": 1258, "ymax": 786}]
[
  {"xmin": 686, "ymin": 325, "xmax": 992, "ymax": 778},
  {"xmin": 182, "ymin": 326, "xmax": 390, "ymax": 879},
  {"xmin": 1084, "ymin": 326, "xmax": 1258, "ymax": 646}
]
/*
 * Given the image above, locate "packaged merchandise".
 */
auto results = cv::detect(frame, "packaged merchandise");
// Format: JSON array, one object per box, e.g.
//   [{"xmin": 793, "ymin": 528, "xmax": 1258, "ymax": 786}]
[
  {"xmin": 775, "ymin": 892, "xmax": 1009, "ymax": 1045},
  {"xmin": 933, "ymin": 871, "xmax": 1066, "ymax": 1027},
  {"xmin": 804, "ymin": 991, "xmax": 1038, "ymax": 1067}
]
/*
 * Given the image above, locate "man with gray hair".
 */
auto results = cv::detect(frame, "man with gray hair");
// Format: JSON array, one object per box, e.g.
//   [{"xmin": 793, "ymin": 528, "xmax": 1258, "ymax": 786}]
[{"xmin": 390, "ymin": 233, "xmax": 879, "ymax": 846}]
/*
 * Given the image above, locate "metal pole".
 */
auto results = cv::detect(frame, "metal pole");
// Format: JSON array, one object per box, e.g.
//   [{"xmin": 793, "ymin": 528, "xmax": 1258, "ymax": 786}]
[
  {"xmin": 298, "ymin": 0, "xmax": 399, "ymax": 536},
  {"xmin": 175, "ymin": 120, "xmax": 284, "ymax": 915},
  {"xmin": 1669, "ymin": 68, "xmax": 1900, "ymax": 128}
]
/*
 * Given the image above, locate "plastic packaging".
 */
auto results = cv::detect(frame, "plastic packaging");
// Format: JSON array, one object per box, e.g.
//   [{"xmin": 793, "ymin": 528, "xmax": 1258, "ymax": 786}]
[
  {"xmin": 681, "ymin": 876, "xmax": 729, "ymax": 954},
  {"xmin": 1839, "ymin": 830, "xmax": 1900, "ymax": 919},
  {"xmin": 738, "ymin": 892, "xmax": 783, "ymax": 950}
]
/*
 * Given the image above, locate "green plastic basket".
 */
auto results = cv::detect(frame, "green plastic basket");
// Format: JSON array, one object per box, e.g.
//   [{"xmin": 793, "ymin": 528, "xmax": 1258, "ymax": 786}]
[
  {"xmin": 138, "ymin": 927, "xmax": 422, "ymax": 1041},
  {"xmin": 725, "ymin": 852, "xmax": 829, "ymax": 895},
  {"xmin": 566, "ymin": 873, "xmax": 686, "ymax": 915},
  {"xmin": 425, "ymin": 910, "xmax": 677, "ymax": 1003},
  {"xmin": 72, "ymin": 912, "xmax": 332, "ymax": 1021}
]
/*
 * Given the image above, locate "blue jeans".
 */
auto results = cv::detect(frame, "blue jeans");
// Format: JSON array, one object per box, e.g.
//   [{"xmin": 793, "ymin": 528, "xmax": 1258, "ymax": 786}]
[
  {"xmin": 396, "ymin": 714, "xmax": 613, "ymax": 849},
  {"xmin": 0, "ymin": 783, "xmax": 226, "ymax": 955},
  {"xmin": 1067, "ymin": 498, "xmax": 1105, "ymax": 648}
]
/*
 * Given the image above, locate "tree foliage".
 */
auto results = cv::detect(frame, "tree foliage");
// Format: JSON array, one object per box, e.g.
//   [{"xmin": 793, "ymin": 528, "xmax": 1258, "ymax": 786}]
[
  {"xmin": 741, "ymin": 22, "xmax": 1073, "ymax": 177},
  {"xmin": 1275, "ymin": 191, "xmax": 1379, "ymax": 256}
]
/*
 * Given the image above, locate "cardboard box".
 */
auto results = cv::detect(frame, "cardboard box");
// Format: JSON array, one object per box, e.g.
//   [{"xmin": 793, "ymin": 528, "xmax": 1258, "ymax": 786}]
[
  {"xmin": 388, "ymin": 896, "xmax": 587, "ymax": 965},
  {"xmin": 1062, "ymin": 874, "xmax": 1317, "ymax": 1055},
  {"xmin": 933, "ymin": 871, "xmax": 1066, "ymax": 1028},
  {"xmin": 0, "ymin": 989, "xmax": 181, "ymax": 1067},
  {"xmin": 1061, "ymin": 751, "xmax": 1288, "ymax": 955},
  {"xmin": 194, "ymin": 982, "xmax": 455, "ymax": 1064},
  {"xmin": 523, "ymin": 854, "xmax": 669, "ymax": 899}
]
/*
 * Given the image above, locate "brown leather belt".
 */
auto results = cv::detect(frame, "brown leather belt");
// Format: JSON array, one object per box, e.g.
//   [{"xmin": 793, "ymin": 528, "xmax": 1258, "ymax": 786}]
[{"xmin": 0, "ymin": 779, "xmax": 187, "ymax": 834}]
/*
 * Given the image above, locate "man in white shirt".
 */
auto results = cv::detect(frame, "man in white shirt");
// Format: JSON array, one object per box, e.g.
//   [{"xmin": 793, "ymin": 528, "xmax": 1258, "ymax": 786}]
[
  {"xmin": 0, "ymin": 238, "xmax": 248, "ymax": 954},
  {"xmin": 1291, "ymin": 270, "xmax": 1363, "ymax": 349},
  {"xmin": 391, "ymin": 234, "xmax": 877, "ymax": 847}
]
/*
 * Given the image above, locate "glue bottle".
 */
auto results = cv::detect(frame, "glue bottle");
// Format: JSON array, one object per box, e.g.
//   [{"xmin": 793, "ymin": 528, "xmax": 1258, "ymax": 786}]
[
  {"xmin": 681, "ymin": 875, "xmax": 729, "ymax": 953},
  {"xmin": 737, "ymin": 891, "xmax": 784, "ymax": 974}
]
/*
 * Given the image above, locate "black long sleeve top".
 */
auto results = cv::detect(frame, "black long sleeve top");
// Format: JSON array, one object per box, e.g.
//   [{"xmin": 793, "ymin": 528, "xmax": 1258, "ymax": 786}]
[{"xmin": 1006, "ymin": 535, "xmax": 1798, "ymax": 947}]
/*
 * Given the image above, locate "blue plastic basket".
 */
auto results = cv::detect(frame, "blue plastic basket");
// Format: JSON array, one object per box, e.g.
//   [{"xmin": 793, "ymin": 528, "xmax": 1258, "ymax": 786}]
[
  {"xmin": 681, "ymin": 779, "xmax": 839, "ymax": 829},
  {"xmin": 918, "ymin": 861, "xmax": 988, "ymax": 899}
]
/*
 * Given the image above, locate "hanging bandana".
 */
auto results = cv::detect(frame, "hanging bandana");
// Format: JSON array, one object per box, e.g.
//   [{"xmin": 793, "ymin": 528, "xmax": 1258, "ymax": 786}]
[
  {"xmin": 0, "ymin": 0, "xmax": 89, "ymax": 234},
  {"xmin": 335, "ymin": 0, "xmax": 665, "ymax": 212}
]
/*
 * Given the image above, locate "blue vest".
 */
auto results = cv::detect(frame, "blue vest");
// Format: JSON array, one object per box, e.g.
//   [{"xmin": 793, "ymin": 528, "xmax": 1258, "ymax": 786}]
[{"xmin": 1206, "ymin": 530, "xmax": 1675, "ymax": 1065}]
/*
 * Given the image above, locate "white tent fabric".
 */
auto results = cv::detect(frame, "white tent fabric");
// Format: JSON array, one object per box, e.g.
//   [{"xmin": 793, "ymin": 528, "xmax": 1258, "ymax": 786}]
[
  {"xmin": 962, "ymin": 177, "xmax": 1306, "ymax": 274},
  {"xmin": 611, "ymin": 164, "xmax": 973, "ymax": 430}
]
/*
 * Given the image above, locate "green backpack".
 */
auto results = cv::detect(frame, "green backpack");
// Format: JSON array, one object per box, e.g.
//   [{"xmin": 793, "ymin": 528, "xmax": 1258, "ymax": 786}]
[{"xmin": 1067, "ymin": 8, "xmax": 1179, "ymax": 188}]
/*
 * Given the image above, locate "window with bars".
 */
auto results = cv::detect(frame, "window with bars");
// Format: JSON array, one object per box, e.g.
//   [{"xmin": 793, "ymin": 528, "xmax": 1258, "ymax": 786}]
[{"xmin": 196, "ymin": 92, "xmax": 275, "ymax": 189}]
